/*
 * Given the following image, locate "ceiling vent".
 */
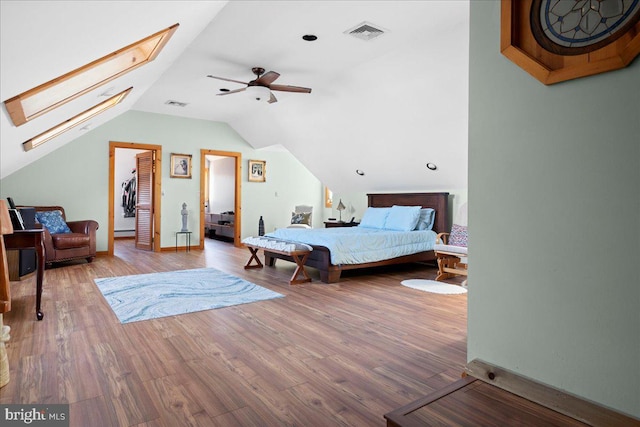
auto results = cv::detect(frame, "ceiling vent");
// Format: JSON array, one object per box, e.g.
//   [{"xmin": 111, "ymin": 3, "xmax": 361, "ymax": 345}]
[
  {"xmin": 344, "ymin": 21, "xmax": 386, "ymax": 41},
  {"xmin": 165, "ymin": 100, "xmax": 188, "ymax": 107}
]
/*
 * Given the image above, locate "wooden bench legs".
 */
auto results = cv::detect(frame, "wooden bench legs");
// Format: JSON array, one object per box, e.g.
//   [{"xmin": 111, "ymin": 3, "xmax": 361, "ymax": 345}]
[
  {"xmin": 289, "ymin": 252, "xmax": 312, "ymax": 285},
  {"xmin": 245, "ymin": 245, "xmax": 312, "ymax": 285},
  {"xmin": 244, "ymin": 247, "xmax": 263, "ymax": 269}
]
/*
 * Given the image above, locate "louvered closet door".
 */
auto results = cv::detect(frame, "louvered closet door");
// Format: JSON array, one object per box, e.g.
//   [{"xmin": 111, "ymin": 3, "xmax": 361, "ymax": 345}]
[{"xmin": 135, "ymin": 151, "xmax": 154, "ymax": 251}]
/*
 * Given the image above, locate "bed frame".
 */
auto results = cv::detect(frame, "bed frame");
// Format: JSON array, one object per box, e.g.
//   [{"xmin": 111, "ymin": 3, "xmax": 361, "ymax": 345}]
[{"xmin": 264, "ymin": 192, "xmax": 450, "ymax": 283}]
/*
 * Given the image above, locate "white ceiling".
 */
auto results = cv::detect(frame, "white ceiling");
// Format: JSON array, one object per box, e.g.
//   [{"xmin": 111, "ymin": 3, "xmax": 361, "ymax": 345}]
[{"xmin": 0, "ymin": 1, "xmax": 469, "ymax": 193}]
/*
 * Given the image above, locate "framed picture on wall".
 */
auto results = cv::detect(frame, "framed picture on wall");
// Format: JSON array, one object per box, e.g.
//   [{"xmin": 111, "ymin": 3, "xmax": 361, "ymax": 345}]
[
  {"xmin": 248, "ymin": 159, "xmax": 266, "ymax": 182},
  {"xmin": 171, "ymin": 153, "xmax": 192, "ymax": 178}
]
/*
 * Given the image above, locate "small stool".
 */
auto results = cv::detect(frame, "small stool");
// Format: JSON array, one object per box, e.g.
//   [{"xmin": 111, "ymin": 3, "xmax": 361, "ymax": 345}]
[{"xmin": 175, "ymin": 231, "xmax": 192, "ymax": 252}]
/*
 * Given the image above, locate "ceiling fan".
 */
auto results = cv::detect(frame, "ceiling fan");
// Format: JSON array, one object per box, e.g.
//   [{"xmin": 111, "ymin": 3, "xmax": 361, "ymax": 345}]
[{"xmin": 207, "ymin": 67, "xmax": 311, "ymax": 103}]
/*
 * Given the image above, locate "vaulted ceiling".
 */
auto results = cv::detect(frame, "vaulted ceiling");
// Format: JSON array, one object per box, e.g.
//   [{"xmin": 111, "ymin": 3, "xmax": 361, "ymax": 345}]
[{"xmin": 0, "ymin": 1, "xmax": 469, "ymax": 193}]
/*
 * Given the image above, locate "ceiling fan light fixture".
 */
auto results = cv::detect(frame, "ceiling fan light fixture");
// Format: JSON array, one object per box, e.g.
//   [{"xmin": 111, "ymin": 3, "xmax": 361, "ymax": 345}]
[{"xmin": 246, "ymin": 85, "xmax": 271, "ymax": 102}]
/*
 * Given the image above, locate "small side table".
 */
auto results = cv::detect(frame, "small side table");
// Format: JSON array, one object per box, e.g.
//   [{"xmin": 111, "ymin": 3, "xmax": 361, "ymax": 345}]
[
  {"xmin": 175, "ymin": 231, "xmax": 192, "ymax": 252},
  {"xmin": 324, "ymin": 221, "xmax": 359, "ymax": 228},
  {"xmin": 3, "ymin": 228, "xmax": 46, "ymax": 320}
]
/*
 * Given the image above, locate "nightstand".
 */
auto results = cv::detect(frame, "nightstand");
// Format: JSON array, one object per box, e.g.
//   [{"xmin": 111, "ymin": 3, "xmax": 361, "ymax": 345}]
[{"xmin": 324, "ymin": 221, "xmax": 359, "ymax": 228}]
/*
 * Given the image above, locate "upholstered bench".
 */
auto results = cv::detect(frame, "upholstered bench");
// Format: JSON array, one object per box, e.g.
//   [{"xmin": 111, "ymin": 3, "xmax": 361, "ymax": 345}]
[{"xmin": 242, "ymin": 236, "xmax": 313, "ymax": 285}]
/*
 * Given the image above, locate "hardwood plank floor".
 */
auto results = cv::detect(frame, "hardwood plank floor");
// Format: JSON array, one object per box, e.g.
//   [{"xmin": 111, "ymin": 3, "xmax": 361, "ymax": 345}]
[{"xmin": 1, "ymin": 239, "xmax": 467, "ymax": 426}]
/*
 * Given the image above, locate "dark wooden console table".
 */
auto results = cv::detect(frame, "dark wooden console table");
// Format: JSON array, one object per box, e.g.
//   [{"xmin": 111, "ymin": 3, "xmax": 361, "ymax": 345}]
[{"xmin": 3, "ymin": 228, "xmax": 45, "ymax": 320}]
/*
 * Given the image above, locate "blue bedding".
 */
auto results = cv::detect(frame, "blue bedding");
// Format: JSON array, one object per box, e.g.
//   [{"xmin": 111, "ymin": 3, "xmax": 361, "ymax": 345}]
[{"xmin": 265, "ymin": 226, "xmax": 437, "ymax": 265}]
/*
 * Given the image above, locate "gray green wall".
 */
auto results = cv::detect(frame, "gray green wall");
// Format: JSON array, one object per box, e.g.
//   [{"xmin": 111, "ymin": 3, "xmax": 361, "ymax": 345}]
[
  {"xmin": 0, "ymin": 110, "xmax": 324, "ymax": 250},
  {"xmin": 469, "ymin": 2, "xmax": 639, "ymax": 417}
]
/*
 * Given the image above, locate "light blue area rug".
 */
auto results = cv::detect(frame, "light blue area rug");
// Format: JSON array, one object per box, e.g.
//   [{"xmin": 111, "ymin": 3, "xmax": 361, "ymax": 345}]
[{"xmin": 95, "ymin": 268, "xmax": 284, "ymax": 323}]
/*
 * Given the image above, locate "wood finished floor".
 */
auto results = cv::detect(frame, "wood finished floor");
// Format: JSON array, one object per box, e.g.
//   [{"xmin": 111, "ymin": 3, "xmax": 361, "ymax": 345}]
[{"xmin": 1, "ymin": 239, "xmax": 467, "ymax": 426}]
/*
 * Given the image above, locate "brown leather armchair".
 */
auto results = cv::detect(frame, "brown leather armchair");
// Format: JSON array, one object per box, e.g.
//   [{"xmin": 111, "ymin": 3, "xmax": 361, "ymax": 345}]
[{"xmin": 20, "ymin": 206, "xmax": 99, "ymax": 267}]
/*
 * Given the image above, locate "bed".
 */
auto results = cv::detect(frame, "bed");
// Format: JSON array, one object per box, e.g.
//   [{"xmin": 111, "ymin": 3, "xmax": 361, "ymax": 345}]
[{"xmin": 263, "ymin": 192, "xmax": 449, "ymax": 283}]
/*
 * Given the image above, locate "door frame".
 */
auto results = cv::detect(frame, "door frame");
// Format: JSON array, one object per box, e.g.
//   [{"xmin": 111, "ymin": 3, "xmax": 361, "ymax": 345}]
[
  {"xmin": 108, "ymin": 141, "xmax": 163, "ymax": 255},
  {"xmin": 200, "ymin": 149, "xmax": 242, "ymax": 248}
]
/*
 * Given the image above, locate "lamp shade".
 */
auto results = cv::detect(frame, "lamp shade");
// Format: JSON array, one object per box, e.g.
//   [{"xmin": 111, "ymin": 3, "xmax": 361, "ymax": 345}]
[
  {"xmin": 336, "ymin": 199, "xmax": 346, "ymax": 221},
  {"xmin": 246, "ymin": 85, "xmax": 271, "ymax": 102}
]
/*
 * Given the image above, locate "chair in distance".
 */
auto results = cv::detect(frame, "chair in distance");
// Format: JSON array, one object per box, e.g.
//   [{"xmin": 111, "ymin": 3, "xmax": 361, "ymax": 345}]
[
  {"xmin": 434, "ymin": 203, "xmax": 468, "ymax": 286},
  {"xmin": 287, "ymin": 205, "xmax": 313, "ymax": 228}
]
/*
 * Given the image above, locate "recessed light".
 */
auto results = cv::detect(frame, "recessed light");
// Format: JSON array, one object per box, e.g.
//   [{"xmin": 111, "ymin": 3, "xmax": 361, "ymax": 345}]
[
  {"xmin": 219, "ymin": 88, "xmax": 230, "ymax": 92},
  {"xmin": 302, "ymin": 34, "xmax": 318, "ymax": 41},
  {"xmin": 356, "ymin": 169, "xmax": 365, "ymax": 176},
  {"xmin": 426, "ymin": 163, "xmax": 437, "ymax": 171}
]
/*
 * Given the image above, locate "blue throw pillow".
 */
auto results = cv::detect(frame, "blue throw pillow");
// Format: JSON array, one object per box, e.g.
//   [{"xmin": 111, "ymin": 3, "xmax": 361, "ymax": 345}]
[
  {"xmin": 384, "ymin": 205, "xmax": 422, "ymax": 231},
  {"xmin": 35, "ymin": 210, "xmax": 72, "ymax": 234},
  {"xmin": 414, "ymin": 208, "xmax": 435, "ymax": 230},
  {"xmin": 358, "ymin": 207, "xmax": 390, "ymax": 229}
]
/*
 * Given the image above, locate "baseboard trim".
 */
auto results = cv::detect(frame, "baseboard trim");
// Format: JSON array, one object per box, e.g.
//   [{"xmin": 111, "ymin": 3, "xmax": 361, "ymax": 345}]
[{"xmin": 465, "ymin": 359, "xmax": 639, "ymax": 427}]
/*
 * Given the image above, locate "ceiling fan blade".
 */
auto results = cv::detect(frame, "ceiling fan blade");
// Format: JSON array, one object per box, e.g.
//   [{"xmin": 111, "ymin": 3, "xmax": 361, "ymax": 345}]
[
  {"xmin": 268, "ymin": 92, "xmax": 278, "ymax": 104},
  {"xmin": 256, "ymin": 71, "xmax": 280, "ymax": 86},
  {"xmin": 216, "ymin": 88, "xmax": 246, "ymax": 96},
  {"xmin": 269, "ymin": 84, "xmax": 312, "ymax": 94},
  {"xmin": 207, "ymin": 75, "xmax": 248, "ymax": 85}
]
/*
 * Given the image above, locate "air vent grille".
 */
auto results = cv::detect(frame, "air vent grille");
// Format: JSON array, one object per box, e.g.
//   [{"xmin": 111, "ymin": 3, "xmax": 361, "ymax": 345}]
[
  {"xmin": 165, "ymin": 100, "xmax": 188, "ymax": 107},
  {"xmin": 345, "ymin": 22, "xmax": 386, "ymax": 41}
]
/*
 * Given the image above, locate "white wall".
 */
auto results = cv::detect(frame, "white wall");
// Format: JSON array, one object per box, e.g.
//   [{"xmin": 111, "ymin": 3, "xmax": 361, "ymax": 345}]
[
  {"xmin": 469, "ymin": 2, "xmax": 639, "ymax": 417},
  {"xmin": 207, "ymin": 156, "xmax": 235, "ymax": 214}
]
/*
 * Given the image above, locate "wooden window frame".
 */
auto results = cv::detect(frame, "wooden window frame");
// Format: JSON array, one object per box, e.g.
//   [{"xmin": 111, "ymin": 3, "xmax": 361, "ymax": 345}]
[{"xmin": 4, "ymin": 24, "xmax": 178, "ymax": 126}]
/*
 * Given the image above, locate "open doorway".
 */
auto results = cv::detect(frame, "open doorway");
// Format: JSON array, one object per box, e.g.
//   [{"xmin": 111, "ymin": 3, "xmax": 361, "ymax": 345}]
[
  {"xmin": 113, "ymin": 147, "xmax": 144, "ymax": 239},
  {"xmin": 108, "ymin": 141, "xmax": 162, "ymax": 255},
  {"xmin": 200, "ymin": 149, "xmax": 242, "ymax": 248}
]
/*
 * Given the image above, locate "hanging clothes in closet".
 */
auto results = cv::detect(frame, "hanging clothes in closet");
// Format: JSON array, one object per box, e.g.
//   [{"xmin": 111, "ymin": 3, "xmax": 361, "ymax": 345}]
[{"xmin": 122, "ymin": 169, "xmax": 136, "ymax": 218}]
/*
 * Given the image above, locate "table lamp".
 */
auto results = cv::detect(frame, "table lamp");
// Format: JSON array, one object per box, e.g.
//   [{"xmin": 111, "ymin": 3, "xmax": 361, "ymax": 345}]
[{"xmin": 337, "ymin": 199, "xmax": 346, "ymax": 222}]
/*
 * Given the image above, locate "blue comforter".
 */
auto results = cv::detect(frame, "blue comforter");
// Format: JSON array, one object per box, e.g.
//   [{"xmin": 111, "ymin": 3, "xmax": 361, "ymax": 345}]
[{"xmin": 265, "ymin": 226, "xmax": 437, "ymax": 265}]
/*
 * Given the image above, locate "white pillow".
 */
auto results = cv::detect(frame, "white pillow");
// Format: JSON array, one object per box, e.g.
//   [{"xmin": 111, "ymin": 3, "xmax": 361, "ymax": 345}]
[
  {"xmin": 287, "ymin": 223, "xmax": 311, "ymax": 229},
  {"xmin": 384, "ymin": 205, "xmax": 422, "ymax": 231},
  {"xmin": 358, "ymin": 207, "xmax": 391, "ymax": 229}
]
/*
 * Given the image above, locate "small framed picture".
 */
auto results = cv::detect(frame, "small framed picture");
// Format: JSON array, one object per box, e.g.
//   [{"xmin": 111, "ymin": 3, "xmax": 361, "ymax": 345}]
[
  {"xmin": 171, "ymin": 153, "xmax": 192, "ymax": 179},
  {"xmin": 248, "ymin": 160, "xmax": 266, "ymax": 182}
]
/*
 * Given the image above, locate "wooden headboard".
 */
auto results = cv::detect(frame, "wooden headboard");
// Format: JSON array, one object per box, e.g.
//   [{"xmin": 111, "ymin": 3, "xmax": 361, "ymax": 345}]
[{"xmin": 367, "ymin": 192, "xmax": 450, "ymax": 233}]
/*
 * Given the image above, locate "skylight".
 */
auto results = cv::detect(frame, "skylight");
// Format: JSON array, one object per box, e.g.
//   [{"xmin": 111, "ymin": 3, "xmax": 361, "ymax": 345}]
[
  {"xmin": 22, "ymin": 87, "xmax": 132, "ymax": 151},
  {"xmin": 4, "ymin": 24, "xmax": 178, "ymax": 127}
]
